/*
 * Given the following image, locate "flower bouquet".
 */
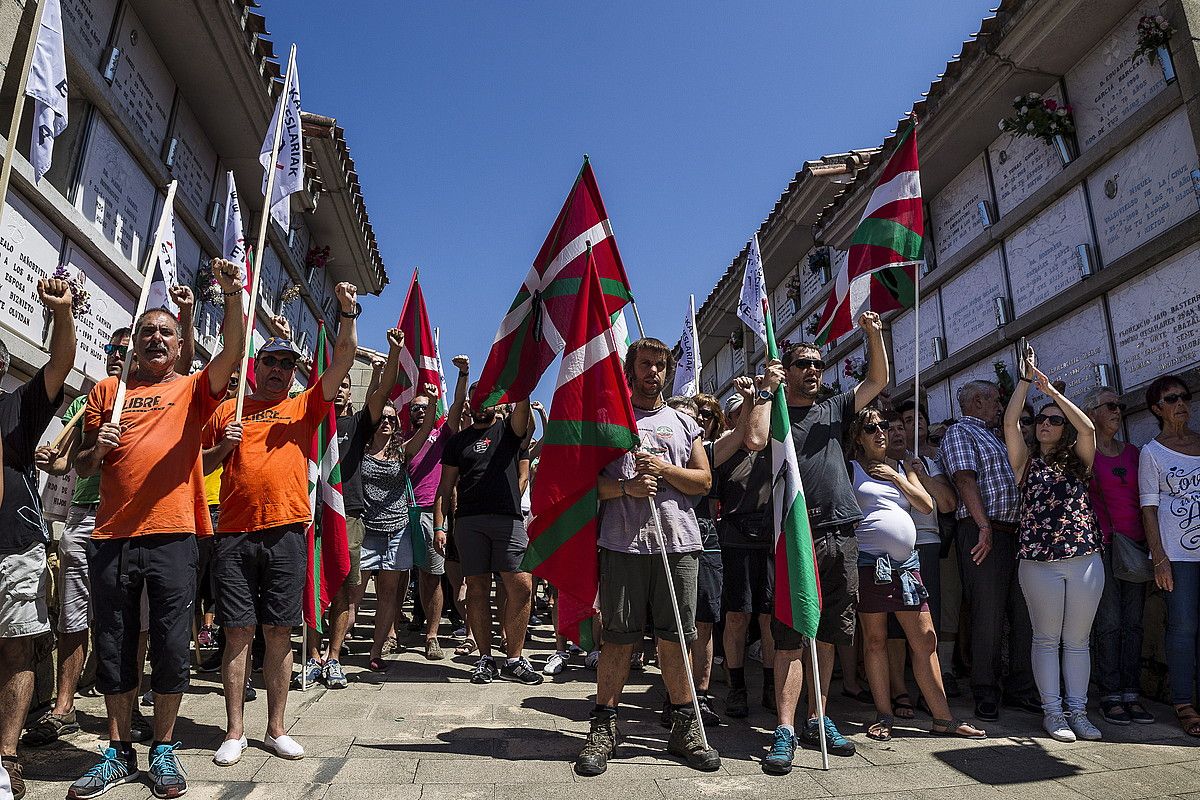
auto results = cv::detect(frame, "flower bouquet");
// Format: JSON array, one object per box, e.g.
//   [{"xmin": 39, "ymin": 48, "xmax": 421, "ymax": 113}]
[
  {"xmin": 50, "ymin": 265, "xmax": 92, "ymax": 318},
  {"xmin": 1134, "ymin": 14, "xmax": 1174, "ymax": 64},
  {"xmin": 998, "ymin": 93, "xmax": 1076, "ymax": 164}
]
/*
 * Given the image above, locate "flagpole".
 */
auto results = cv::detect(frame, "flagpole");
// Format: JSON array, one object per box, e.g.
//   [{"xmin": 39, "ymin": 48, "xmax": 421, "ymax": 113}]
[
  {"xmin": 810, "ymin": 638, "xmax": 830, "ymax": 770},
  {"xmin": 912, "ymin": 262, "xmax": 922, "ymax": 455},
  {"xmin": 629, "ymin": 310, "xmax": 711, "ymax": 751},
  {"xmin": 237, "ymin": 42, "xmax": 296, "ymax": 422},
  {"xmin": 112, "ymin": 180, "xmax": 178, "ymax": 427},
  {"xmin": 0, "ymin": 0, "xmax": 50, "ymax": 228}
]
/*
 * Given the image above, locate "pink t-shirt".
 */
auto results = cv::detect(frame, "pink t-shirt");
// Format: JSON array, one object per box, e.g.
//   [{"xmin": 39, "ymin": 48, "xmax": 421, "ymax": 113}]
[
  {"xmin": 408, "ymin": 421, "xmax": 451, "ymax": 508},
  {"xmin": 1089, "ymin": 443, "xmax": 1144, "ymax": 544}
]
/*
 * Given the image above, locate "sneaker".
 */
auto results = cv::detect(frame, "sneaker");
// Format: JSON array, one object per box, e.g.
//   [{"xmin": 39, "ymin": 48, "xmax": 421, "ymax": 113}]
[
  {"xmin": 196, "ymin": 653, "xmax": 222, "ymax": 673},
  {"xmin": 1043, "ymin": 712, "xmax": 1076, "ymax": 742},
  {"xmin": 696, "ymin": 693, "xmax": 721, "ymax": 727},
  {"xmin": 1125, "ymin": 700, "xmax": 1156, "ymax": 725},
  {"xmin": 67, "ymin": 746, "xmax": 141, "ymax": 799},
  {"xmin": 544, "ymin": 650, "xmax": 570, "ymax": 675},
  {"xmin": 800, "ymin": 716, "xmax": 856, "ymax": 757},
  {"xmin": 425, "ymin": 639, "xmax": 445, "ymax": 661},
  {"xmin": 244, "ymin": 678, "xmax": 257, "ymax": 702},
  {"xmin": 452, "ymin": 626, "xmax": 468, "ymax": 639},
  {"xmin": 568, "ymin": 643, "xmax": 586, "ymax": 657},
  {"xmin": 762, "ymin": 726, "xmax": 796, "ymax": 775},
  {"xmin": 1, "ymin": 756, "xmax": 24, "ymax": 800},
  {"xmin": 1099, "ymin": 699, "xmax": 1131, "ymax": 726},
  {"xmin": 323, "ymin": 659, "xmax": 348, "ymax": 689},
  {"xmin": 471, "ymin": 656, "xmax": 497, "ymax": 684},
  {"xmin": 141, "ymin": 691, "xmax": 154, "ymax": 707},
  {"xmin": 575, "ymin": 710, "xmax": 619, "ymax": 776},
  {"xmin": 1067, "ymin": 710, "xmax": 1102, "ymax": 741},
  {"xmin": 528, "ymin": 613, "xmax": 544, "ymax": 627},
  {"xmin": 130, "ymin": 707, "xmax": 153, "ymax": 743},
  {"xmin": 584, "ymin": 650, "xmax": 600, "ymax": 670},
  {"xmin": 500, "ymin": 656, "xmax": 544, "ymax": 685},
  {"xmin": 265, "ymin": 733, "xmax": 305, "ymax": 760},
  {"xmin": 148, "ymin": 742, "xmax": 187, "ymax": 798},
  {"xmin": 666, "ymin": 708, "xmax": 721, "ymax": 771},
  {"xmin": 295, "ymin": 658, "xmax": 324, "ymax": 688},
  {"xmin": 21, "ymin": 709, "xmax": 80, "ymax": 746},
  {"xmin": 726, "ymin": 686, "xmax": 749, "ymax": 718}
]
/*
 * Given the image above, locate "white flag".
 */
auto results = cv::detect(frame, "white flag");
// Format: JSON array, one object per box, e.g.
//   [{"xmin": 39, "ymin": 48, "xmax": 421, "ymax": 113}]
[
  {"xmin": 738, "ymin": 233, "xmax": 768, "ymax": 346},
  {"xmin": 259, "ymin": 54, "xmax": 303, "ymax": 232},
  {"xmin": 672, "ymin": 294, "xmax": 702, "ymax": 397},
  {"xmin": 223, "ymin": 170, "xmax": 246, "ymax": 265},
  {"xmin": 146, "ymin": 197, "xmax": 179, "ymax": 315},
  {"xmin": 25, "ymin": 0, "xmax": 67, "ymax": 182}
]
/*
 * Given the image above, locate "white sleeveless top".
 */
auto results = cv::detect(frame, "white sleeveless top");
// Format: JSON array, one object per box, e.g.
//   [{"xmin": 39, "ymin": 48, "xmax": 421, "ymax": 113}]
[{"xmin": 851, "ymin": 460, "xmax": 918, "ymax": 561}]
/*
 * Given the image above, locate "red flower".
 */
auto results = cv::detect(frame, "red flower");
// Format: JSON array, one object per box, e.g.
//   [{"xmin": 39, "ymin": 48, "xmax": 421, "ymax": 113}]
[{"xmin": 1043, "ymin": 98, "xmax": 1058, "ymax": 111}]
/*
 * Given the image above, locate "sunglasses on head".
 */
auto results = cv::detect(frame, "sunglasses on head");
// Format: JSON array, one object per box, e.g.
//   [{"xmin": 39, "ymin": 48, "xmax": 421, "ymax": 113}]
[
  {"xmin": 103, "ymin": 343, "xmax": 129, "ymax": 358},
  {"xmin": 258, "ymin": 354, "xmax": 296, "ymax": 370},
  {"xmin": 1035, "ymin": 414, "xmax": 1066, "ymax": 426},
  {"xmin": 1019, "ymin": 416, "xmax": 1035, "ymax": 427},
  {"xmin": 862, "ymin": 421, "xmax": 892, "ymax": 434},
  {"xmin": 790, "ymin": 358, "xmax": 826, "ymax": 371},
  {"xmin": 1160, "ymin": 391, "xmax": 1193, "ymax": 405},
  {"xmin": 1093, "ymin": 401, "xmax": 1126, "ymax": 413}
]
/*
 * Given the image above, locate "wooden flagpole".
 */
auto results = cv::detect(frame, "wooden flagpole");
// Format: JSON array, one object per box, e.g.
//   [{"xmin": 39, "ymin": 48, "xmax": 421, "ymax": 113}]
[{"xmin": 0, "ymin": 0, "xmax": 50, "ymax": 228}]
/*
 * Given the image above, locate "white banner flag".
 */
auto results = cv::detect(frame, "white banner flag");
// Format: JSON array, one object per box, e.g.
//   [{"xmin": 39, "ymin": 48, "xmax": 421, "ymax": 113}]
[
  {"xmin": 26, "ymin": 0, "xmax": 67, "ymax": 182},
  {"xmin": 223, "ymin": 170, "xmax": 246, "ymax": 265},
  {"xmin": 259, "ymin": 55, "xmax": 303, "ymax": 232},
  {"xmin": 738, "ymin": 233, "xmax": 768, "ymax": 346},
  {"xmin": 146, "ymin": 197, "xmax": 179, "ymax": 315},
  {"xmin": 672, "ymin": 294, "xmax": 702, "ymax": 397}
]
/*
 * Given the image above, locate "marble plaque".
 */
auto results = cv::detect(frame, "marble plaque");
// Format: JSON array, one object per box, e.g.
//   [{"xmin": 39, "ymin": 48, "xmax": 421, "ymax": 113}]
[
  {"xmin": 1124, "ymin": 410, "xmax": 1159, "ymax": 447},
  {"xmin": 773, "ymin": 271, "xmax": 799, "ymax": 330},
  {"xmin": 1004, "ymin": 186, "xmax": 1094, "ymax": 316},
  {"xmin": 939, "ymin": 248, "xmax": 1008, "ymax": 354},
  {"xmin": 260, "ymin": 246, "xmax": 284, "ymax": 315},
  {"xmin": 929, "ymin": 155, "xmax": 990, "ymax": 264},
  {"xmin": 1108, "ymin": 241, "xmax": 1200, "ymax": 389},
  {"xmin": 109, "ymin": 6, "xmax": 176, "ymax": 152},
  {"xmin": 799, "ymin": 249, "xmax": 825, "ymax": 308},
  {"xmin": 715, "ymin": 343, "xmax": 733, "ymax": 388},
  {"xmin": 288, "ymin": 219, "xmax": 311, "ymax": 267},
  {"xmin": 1066, "ymin": 5, "xmax": 1169, "ymax": 152},
  {"xmin": 949, "ymin": 346, "xmax": 1017, "ymax": 418},
  {"xmin": 169, "ymin": 101, "xmax": 218, "ymax": 222},
  {"xmin": 75, "ymin": 115, "xmax": 156, "ymax": 265},
  {"xmin": 172, "ymin": 219, "xmax": 204, "ymax": 297},
  {"xmin": 700, "ymin": 361, "xmax": 717, "ymax": 395},
  {"xmin": 37, "ymin": 413, "xmax": 75, "ymax": 523},
  {"xmin": 731, "ymin": 338, "xmax": 746, "ymax": 377},
  {"xmin": 987, "ymin": 86, "xmax": 1067, "ymax": 216},
  {"xmin": 1026, "ymin": 300, "xmax": 1113, "ymax": 404},
  {"xmin": 0, "ymin": 191, "xmax": 64, "ymax": 347},
  {"xmin": 61, "ymin": 0, "xmax": 120, "ymax": 68},
  {"xmin": 892, "ymin": 291, "xmax": 944, "ymax": 384},
  {"xmin": 62, "ymin": 245, "xmax": 136, "ymax": 382},
  {"xmin": 1087, "ymin": 106, "xmax": 1200, "ymax": 263},
  {"xmin": 924, "ymin": 381, "xmax": 952, "ymax": 427}
]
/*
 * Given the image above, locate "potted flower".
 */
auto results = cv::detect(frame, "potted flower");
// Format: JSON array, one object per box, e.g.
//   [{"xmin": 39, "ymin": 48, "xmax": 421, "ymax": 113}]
[
  {"xmin": 844, "ymin": 356, "xmax": 867, "ymax": 383},
  {"xmin": 993, "ymin": 360, "xmax": 1015, "ymax": 402},
  {"xmin": 50, "ymin": 265, "xmax": 93, "ymax": 319},
  {"xmin": 278, "ymin": 283, "xmax": 303, "ymax": 310},
  {"xmin": 808, "ymin": 247, "xmax": 831, "ymax": 285},
  {"xmin": 998, "ymin": 92, "xmax": 1077, "ymax": 166},
  {"xmin": 786, "ymin": 273, "xmax": 804, "ymax": 315},
  {"xmin": 1134, "ymin": 14, "xmax": 1176, "ymax": 82}
]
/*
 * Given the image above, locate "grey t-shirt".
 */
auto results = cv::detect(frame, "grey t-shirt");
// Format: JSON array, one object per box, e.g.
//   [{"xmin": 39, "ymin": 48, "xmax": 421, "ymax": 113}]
[
  {"xmin": 598, "ymin": 405, "xmax": 703, "ymax": 555},
  {"xmin": 788, "ymin": 390, "xmax": 863, "ymax": 531}
]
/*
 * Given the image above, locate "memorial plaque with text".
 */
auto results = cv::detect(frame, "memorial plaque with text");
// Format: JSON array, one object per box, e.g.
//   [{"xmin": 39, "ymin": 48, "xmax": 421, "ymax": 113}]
[
  {"xmin": 1109, "ymin": 242, "xmax": 1200, "ymax": 389},
  {"xmin": 892, "ymin": 291, "xmax": 944, "ymax": 384},
  {"xmin": 925, "ymin": 381, "xmax": 952, "ymax": 427},
  {"xmin": 75, "ymin": 116, "xmax": 156, "ymax": 264},
  {"xmin": 62, "ymin": 245, "xmax": 136, "ymax": 382},
  {"xmin": 930, "ymin": 156, "xmax": 990, "ymax": 264},
  {"xmin": 0, "ymin": 192, "xmax": 63, "ymax": 348},
  {"xmin": 1066, "ymin": 5, "xmax": 1168, "ymax": 151},
  {"xmin": 987, "ymin": 86, "xmax": 1066, "ymax": 216},
  {"xmin": 773, "ymin": 272, "xmax": 798, "ymax": 330},
  {"xmin": 732, "ymin": 338, "xmax": 746, "ymax": 378},
  {"xmin": 715, "ymin": 344, "xmax": 733, "ymax": 388},
  {"xmin": 949, "ymin": 346, "xmax": 1016, "ymax": 416},
  {"xmin": 169, "ymin": 101, "xmax": 218, "ymax": 222},
  {"xmin": 939, "ymin": 248, "xmax": 1007, "ymax": 354},
  {"xmin": 1004, "ymin": 186, "xmax": 1094, "ymax": 316},
  {"xmin": 1087, "ymin": 107, "xmax": 1199, "ymax": 263},
  {"xmin": 61, "ymin": 0, "xmax": 119, "ymax": 68},
  {"xmin": 38, "ymin": 414, "xmax": 74, "ymax": 523},
  {"xmin": 1026, "ymin": 300, "xmax": 1113, "ymax": 404},
  {"xmin": 799, "ymin": 249, "xmax": 824, "ymax": 308},
  {"xmin": 110, "ymin": 7, "xmax": 175, "ymax": 152},
  {"xmin": 289, "ymin": 220, "xmax": 311, "ymax": 267}
]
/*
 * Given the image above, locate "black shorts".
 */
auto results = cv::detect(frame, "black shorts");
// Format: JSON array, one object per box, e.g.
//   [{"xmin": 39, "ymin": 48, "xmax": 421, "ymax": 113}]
[
  {"xmin": 695, "ymin": 518, "xmax": 722, "ymax": 625},
  {"xmin": 89, "ymin": 533, "xmax": 198, "ymax": 695},
  {"xmin": 722, "ymin": 546, "xmax": 775, "ymax": 616},
  {"xmin": 197, "ymin": 521, "xmax": 216, "ymax": 607},
  {"xmin": 455, "ymin": 515, "xmax": 528, "ymax": 577},
  {"xmin": 773, "ymin": 525, "xmax": 858, "ymax": 649},
  {"xmin": 214, "ymin": 524, "xmax": 307, "ymax": 628}
]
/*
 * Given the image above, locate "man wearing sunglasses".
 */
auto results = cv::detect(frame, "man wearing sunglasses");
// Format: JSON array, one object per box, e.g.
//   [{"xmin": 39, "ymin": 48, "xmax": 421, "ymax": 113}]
[
  {"xmin": 764, "ymin": 311, "xmax": 887, "ymax": 774},
  {"xmin": 202, "ymin": 281, "xmax": 359, "ymax": 767}
]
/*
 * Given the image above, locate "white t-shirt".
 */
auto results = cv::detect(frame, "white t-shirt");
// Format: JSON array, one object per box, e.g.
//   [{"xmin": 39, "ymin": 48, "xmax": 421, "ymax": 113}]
[
  {"xmin": 851, "ymin": 460, "xmax": 917, "ymax": 561},
  {"xmin": 1138, "ymin": 440, "xmax": 1200, "ymax": 563},
  {"xmin": 912, "ymin": 455, "xmax": 943, "ymax": 547}
]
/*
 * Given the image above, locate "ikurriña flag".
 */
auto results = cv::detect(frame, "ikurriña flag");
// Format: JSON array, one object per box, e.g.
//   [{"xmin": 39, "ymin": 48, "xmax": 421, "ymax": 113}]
[{"xmin": 392, "ymin": 270, "xmax": 447, "ymax": 422}]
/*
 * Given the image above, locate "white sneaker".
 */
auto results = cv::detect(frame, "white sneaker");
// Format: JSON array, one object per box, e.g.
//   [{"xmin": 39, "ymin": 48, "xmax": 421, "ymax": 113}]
[
  {"xmin": 1043, "ymin": 712, "xmax": 1076, "ymax": 742},
  {"xmin": 214, "ymin": 736, "xmax": 248, "ymax": 766},
  {"xmin": 543, "ymin": 651, "xmax": 569, "ymax": 675},
  {"xmin": 1067, "ymin": 710, "xmax": 1103, "ymax": 741},
  {"xmin": 265, "ymin": 733, "xmax": 305, "ymax": 760}
]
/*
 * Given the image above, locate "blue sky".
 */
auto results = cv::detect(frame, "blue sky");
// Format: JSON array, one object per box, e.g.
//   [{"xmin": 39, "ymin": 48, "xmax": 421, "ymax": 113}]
[{"xmin": 261, "ymin": 1, "xmax": 995, "ymax": 400}]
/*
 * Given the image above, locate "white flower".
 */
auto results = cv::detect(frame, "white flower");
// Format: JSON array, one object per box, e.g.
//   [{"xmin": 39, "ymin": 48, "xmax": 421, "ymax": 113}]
[
  {"xmin": 1020, "ymin": 106, "xmax": 1029, "ymax": 115},
  {"xmin": 1155, "ymin": 14, "xmax": 1165, "ymax": 23},
  {"xmin": 1159, "ymin": 19, "xmax": 1170, "ymax": 30},
  {"xmin": 1014, "ymin": 95, "xmax": 1023, "ymax": 103},
  {"xmin": 1026, "ymin": 122, "xmax": 1035, "ymax": 131},
  {"xmin": 1029, "ymin": 92, "xmax": 1041, "ymax": 100},
  {"xmin": 1056, "ymin": 108, "xmax": 1067, "ymax": 116},
  {"xmin": 998, "ymin": 120, "xmax": 1007, "ymax": 131}
]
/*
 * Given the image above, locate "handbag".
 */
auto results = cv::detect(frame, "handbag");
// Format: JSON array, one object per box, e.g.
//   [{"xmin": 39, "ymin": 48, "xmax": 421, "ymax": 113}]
[{"xmin": 1111, "ymin": 532, "xmax": 1153, "ymax": 583}]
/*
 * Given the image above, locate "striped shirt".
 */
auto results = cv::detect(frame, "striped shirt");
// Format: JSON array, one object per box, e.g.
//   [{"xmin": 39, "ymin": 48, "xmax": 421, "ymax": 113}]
[{"xmin": 938, "ymin": 416, "xmax": 1019, "ymax": 523}]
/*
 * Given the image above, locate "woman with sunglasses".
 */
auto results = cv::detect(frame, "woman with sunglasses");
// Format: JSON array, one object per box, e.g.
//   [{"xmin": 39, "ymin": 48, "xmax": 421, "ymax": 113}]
[
  {"xmin": 1003, "ymin": 347, "xmax": 1102, "ymax": 742},
  {"xmin": 1138, "ymin": 374, "xmax": 1200, "ymax": 737},
  {"xmin": 849, "ymin": 408, "xmax": 984, "ymax": 742},
  {"xmin": 1085, "ymin": 386, "xmax": 1154, "ymax": 726}
]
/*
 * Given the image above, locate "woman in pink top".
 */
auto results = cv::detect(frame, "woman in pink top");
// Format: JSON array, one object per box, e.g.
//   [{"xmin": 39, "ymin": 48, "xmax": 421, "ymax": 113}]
[{"xmin": 1085, "ymin": 387, "xmax": 1154, "ymax": 726}]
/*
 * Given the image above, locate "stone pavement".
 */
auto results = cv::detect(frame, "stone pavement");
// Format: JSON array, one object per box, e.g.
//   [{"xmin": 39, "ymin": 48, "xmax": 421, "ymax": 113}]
[{"xmin": 16, "ymin": 595, "xmax": 1200, "ymax": 800}]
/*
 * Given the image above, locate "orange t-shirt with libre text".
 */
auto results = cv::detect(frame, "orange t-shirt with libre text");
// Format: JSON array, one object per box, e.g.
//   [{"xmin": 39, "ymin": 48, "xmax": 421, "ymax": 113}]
[{"xmin": 85, "ymin": 369, "xmax": 222, "ymax": 539}]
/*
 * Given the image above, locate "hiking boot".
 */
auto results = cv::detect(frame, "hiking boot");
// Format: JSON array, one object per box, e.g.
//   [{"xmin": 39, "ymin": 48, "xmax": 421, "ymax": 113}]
[
  {"xmin": 130, "ymin": 707, "xmax": 153, "ymax": 743},
  {"xmin": 67, "ymin": 746, "xmax": 141, "ymax": 799},
  {"xmin": 148, "ymin": 742, "xmax": 188, "ymax": 798},
  {"xmin": 471, "ymin": 655, "xmax": 497, "ymax": 684},
  {"xmin": 324, "ymin": 659, "xmax": 348, "ymax": 689},
  {"xmin": 574, "ymin": 711, "xmax": 619, "ymax": 776},
  {"xmin": 499, "ymin": 657, "xmax": 544, "ymax": 685},
  {"xmin": 696, "ymin": 693, "xmax": 722, "ymax": 727},
  {"xmin": 666, "ymin": 708, "xmax": 721, "ymax": 771},
  {"xmin": 762, "ymin": 726, "xmax": 795, "ymax": 775},
  {"xmin": 800, "ymin": 716, "xmax": 856, "ymax": 757},
  {"xmin": 21, "ymin": 709, "xmax": 79, "ymax": 746},
  {"xmin": 726, "ymin": 686, "xmax": 749, "ymax": 718},
  {"xmin": 2, "ymin": 756, "xmax": 24, "ymax": 800}
]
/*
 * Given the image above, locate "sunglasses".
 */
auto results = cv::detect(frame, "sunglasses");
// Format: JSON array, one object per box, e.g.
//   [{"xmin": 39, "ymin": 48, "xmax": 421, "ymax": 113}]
[
  {"xmin": 103, "ymin": 343, "xmax": 129, "ymax": 358},
  {"xmin": 1019, "ymin": 416, "xmax": 1035, "ymax": 427},
  {"xmin": 697, "ymin": 409, "xmax": 715, "ymax": 420},
  {"xmin": 790, "ymin": 358, "xmax": 826, "ymax": 371},
  {"xmin": 1035, "ymin": 414, "xmax": 1066, "ymax": 426},
  {"xmin": 1160, "ymin": 391, "xmax": 1193, "ymax": 405},
  {"xmin": 258, "ymin": 355, "xmax": 296, "ymax": 371},
  {"xmin": 862, "ymin": 421, "xmax": 892, "ymax": 434},
  {"xmin": 380, "ymin": 416, "xmax": 398, "ymax": 425},
  {"xmin": 1093, "ymin": 401, "xmax": 1126, "ymax": 413}
]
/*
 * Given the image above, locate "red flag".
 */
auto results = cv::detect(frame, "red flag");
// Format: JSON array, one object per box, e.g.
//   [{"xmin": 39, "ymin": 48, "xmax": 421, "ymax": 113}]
[{"xmin": 391, "ymin": 270, "xmax": 447, "ymax": 424}]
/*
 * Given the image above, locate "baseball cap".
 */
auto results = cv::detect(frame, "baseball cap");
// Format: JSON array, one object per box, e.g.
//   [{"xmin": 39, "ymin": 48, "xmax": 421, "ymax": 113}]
[{"xmin": 256, "ymin": 337, "xmax": 302, "ymax": 358}]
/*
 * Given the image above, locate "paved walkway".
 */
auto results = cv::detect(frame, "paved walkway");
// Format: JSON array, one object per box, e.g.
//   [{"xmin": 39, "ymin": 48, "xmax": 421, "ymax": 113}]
[{"xmin": 17, "ymin": 598, "xmax": 1200, "ymax": 800}]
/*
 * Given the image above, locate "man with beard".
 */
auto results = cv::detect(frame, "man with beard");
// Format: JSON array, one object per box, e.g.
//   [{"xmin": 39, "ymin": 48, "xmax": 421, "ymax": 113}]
[
  {"xmin": 433, "ymin": 376, "xmax": 538, "ymax": 686},
  {"xmin": 202, "ymin": 282, "xmax": 359, "ymax": 767},
  {"xmin": 68, "ymin": 261, "xmax": 244, "ymax": 800},
  {"xmin": 575, "ymin": 337, "xmax": 717, "ymax": 777}
]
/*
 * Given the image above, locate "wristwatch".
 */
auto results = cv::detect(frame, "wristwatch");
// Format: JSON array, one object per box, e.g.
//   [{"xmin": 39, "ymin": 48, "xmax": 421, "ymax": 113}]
[{"xmin": 755, "ymin": 388, "xmax": 773, "ymax": 403}]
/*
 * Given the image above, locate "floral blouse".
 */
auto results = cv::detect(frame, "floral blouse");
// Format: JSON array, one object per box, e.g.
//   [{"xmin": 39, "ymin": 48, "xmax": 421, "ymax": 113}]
[{"xmin": 1017, "ymin": 455, "xmax": 1102, "ymax": 562}]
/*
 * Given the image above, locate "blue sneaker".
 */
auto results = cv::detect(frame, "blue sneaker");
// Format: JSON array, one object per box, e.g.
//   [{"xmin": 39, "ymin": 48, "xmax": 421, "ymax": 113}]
[
  {"xmin": 149, "ymin": 742, "xmax": 188, "ymax": 798},
  {"xmin": 67, "ymin": 746, "xmax": 141, "ymax": 799},
  {"xmin": 294, "ymin": 657, "xmax": 324, "ymax": 689},
  {"xmin": 324, "ymin": 659, "xmax": 348, "ymax": 688},
  {"xmin": 762, "ymin": 726, "xmax": 795, "ymax": 775},
  {"xmin": 800, "ymin": 716, "xmax": 856, "ymax": 756}
]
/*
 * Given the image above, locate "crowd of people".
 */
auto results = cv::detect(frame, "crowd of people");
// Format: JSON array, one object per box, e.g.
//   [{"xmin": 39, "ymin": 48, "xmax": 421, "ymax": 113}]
[{"xmin": 1, "ymin": 260, "xmax": 1199, "ymax": 799}]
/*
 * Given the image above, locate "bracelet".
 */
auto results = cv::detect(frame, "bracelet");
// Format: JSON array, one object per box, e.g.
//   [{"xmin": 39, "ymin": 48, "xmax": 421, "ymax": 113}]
[
  {"xmin": 459, "ymin": 371, "xmax": 469, "ymax": 378},
  {"xmin": 1154, "ymin": 557, "xmax": 1168, "ymax": 567},
  {"xmin": 1018, "ymin": 376, "xmax": 1032, "ymax": 383},
  {"xmin": 340, "ymin": 302, "xmax": 363, "ymax": 319},
  {"xmin": 222, "ymin": 290, "xmax": 242, "ymax": 297},
  {"xmin": 619, "ymin": 478, "xmax": 627, "ymax": 497},
  {"xmin": 434, "ymin": 525, "xmax": 447, "ymax": 533}
]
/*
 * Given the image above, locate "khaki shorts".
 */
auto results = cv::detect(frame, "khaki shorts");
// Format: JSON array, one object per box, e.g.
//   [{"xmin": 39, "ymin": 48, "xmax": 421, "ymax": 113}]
[
  {"xmin": 417, "ymin": 509, "xmax": 446, "ymax": 576},
  {"xmin": 59, "ymin": 504, "xmax": 97, "ymax": 634},
  {"xmin": 599, "ymin": 548, "xmax": 698, "ymax": 644},
  {"xmin": 0, "ymin": 541, "xmax": 51, "ymax": 639},
  {"xmin": 346, "ymin": 516, "xmax": 365, "ymax": 586}
]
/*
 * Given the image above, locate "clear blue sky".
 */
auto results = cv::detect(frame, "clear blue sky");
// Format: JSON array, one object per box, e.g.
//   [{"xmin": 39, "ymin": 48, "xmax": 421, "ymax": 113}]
[{"xmin": 261, "ymin": 1, "xmax": 994, "ymax": 401}]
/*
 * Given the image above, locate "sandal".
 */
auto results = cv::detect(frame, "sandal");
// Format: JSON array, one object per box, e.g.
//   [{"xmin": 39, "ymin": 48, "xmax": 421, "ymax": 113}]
[
  {"xmin": 1175, "ymin": 704, "xmax": 1200, "ymax": 737},
  {"xmin": 892, "ymin": 693, "xmax": 916, "ymax": 720},
  {"xmin": 867, "ymin": 713, "xmax": 894, "ymax": 741},
  {"xmin": 841, "ymin": 688, "xmax": 873, "ymax": 704},
  {"xmin": 454, "ymin": 639, "xmax": 477, "ymax": 657},
  {"xmin": 425, "ymin": 639, "xmax": 445, "ymax": 661},
  {"xmin": 21, "ymin": 711, "xmax": 79, "ymax": 746},
  {"xmin": 367, "ymin": 657, "xmax": 388, "ymax": 673},
  {"xmin": 931, "ymin": 718, "xmax": 987, "ymax": 739}
]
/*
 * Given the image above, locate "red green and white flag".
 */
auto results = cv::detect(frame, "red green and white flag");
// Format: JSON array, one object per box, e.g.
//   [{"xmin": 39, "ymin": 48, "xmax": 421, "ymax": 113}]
[
  {"xmin": 392, "ymin": 269, "xmax": 447, "ymax": 421},
  {"xmin": 473, "ymin": 158, "xmax": 633, "ymax": 408},
  {"xmin": 304, "ymin": 322, "xmax": 350, "ymax": 633},
  {"xmin": 519, "ymin": 248, "xmax": 639, "ymax": 639},
  {"xmin": 816, "ymin": 122, "xmax": 924, "ymax": 346},
  {"xmin": 739, "ymin": 246, "xmax": 822, "ymax": 638}
]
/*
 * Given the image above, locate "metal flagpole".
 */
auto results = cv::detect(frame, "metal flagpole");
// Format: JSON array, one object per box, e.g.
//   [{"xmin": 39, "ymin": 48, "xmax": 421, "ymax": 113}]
[
  {"xmin": 0, "ymin": 0, "xmax": 50, "ymax": 228},
  {"xmin": 810, "ymin": 638, "xmax": 829, "ymax": 769},
  {"xmin": 237, "ymin": 42, "xmax": 296, "ymax": 422},
  {"xmin": 913, "ymin": 262, "xmax": 921, "ymax": 455},
  {"xmin": 628, "ymin": 299, "xmax": 711, "ymax": 750}
]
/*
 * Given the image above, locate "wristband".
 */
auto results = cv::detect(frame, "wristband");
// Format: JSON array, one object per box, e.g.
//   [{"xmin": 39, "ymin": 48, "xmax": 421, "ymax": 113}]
[
  {"xmin": 619, "ymin": 478, "xmax": 628, "ymax": 496},
  {"xmin": 1018, "ymin": 376, "xmax": 1032, "ymax": 383},
  {"xmin": 1154, "ymin": 557, "xmax": 1168, "ymax": 567},
  {"xmin": 459, "ymin": 371, "xmax": 469, "ymax": 378},
  {"xmin": 434, "ymin": 525, "xmax": 447, "ymax": 533},
  {"xmin": 340, "ymin": 302, "xmax": 363, "ymax": 319},
  {"xmin": 222, "ymin": 290, "xmax": 242, "ymax": 297}
]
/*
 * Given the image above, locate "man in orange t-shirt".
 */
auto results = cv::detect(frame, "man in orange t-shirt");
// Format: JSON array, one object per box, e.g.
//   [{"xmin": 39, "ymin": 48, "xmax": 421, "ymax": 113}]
[
  {"xmin": 202, "ymin": 282, "xmax": 359, "ymax": 766},
  {"xmin": 70, "ymin": 260, "xmax": 244, "ymax": 799}
]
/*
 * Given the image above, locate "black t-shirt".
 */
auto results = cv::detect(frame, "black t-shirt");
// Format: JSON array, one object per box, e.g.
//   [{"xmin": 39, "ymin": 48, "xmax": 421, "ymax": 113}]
[
  {"xmin": 338, "ymin": 408, "xmax": 381, "ymax": 517},
  {"xmin": 0, "ymin": 368, "xmax": 63, "ymax": 553},
  {"xmin": 714, "ymin": 446, "xmax": 774, "ymax": 546},
  {"xmin": 442, "ymin": 418, "xmax": 525, "ymax": 519},
  {"xmin": 788, "ymin": 390, "xmax": 862, "ymax": 531}
]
